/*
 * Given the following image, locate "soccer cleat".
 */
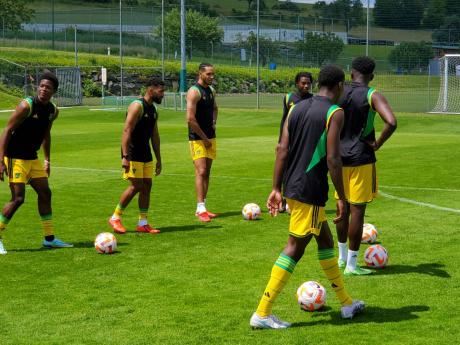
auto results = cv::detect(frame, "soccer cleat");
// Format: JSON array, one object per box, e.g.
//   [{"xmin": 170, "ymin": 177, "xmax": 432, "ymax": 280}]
[
  {"xmin": 196, "ymin": 212, "xmax": 211, "ymax": 223},
  {"xmin": 338, "ymin": 259, "xmax": 346, "ymax": 269},
  {"xmin": 341, "ymin": 300, "xmax": 365, "ymax": 319},
  {"xmin": 250, "ymin": 312, "xmax": 291, "ymax": 329},
  {"xmin": 344, "ymin": 266, "xmax": 373, "ymax": 276},
  {"xmin": 206, "ymin": 211, "xmax": 218, "ymax": 218},
  {"xmin": 136, "ymin": 224, "xmax": 161, "ymax": 234},
  {"xmin": 42, "ymin": 238, "xmax": 73, "ymax": 248},
  {"xmin": 108, "ymin": 218, "xmax": 126, "ymax": 234},
  {"xmin": 0, "ymin": 239, "xmax": 7, "ymax": 255}
]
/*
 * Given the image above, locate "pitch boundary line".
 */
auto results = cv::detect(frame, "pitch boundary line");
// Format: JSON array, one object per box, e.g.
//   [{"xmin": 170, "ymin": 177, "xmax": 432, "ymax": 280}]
[{"xmin": 379, "ymin": 191, "xmax": 460, "ymax": 214}]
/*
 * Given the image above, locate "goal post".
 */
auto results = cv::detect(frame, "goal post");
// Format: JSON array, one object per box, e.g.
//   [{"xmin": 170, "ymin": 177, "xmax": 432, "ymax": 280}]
[{"xmin": 431, "ymin": 54, "xmax": 460, "ymax": 114}]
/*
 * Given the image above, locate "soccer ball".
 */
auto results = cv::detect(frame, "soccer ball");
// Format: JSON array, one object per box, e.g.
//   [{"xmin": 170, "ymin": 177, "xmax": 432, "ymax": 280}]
[
  {"xmin": 296, "ymin": 281, "xmax": 327, "ymax": 311},
  {"xmin": 242, "ymin": 203, "xmax": 261, "ymax": 220},
  {"xmin": 361, "ymin": 223, "xmax": 378, "ymax": 244},
  {"xmin": 364, "ymin": 244, "xmax": 388, "ymax": 268},
  {"xmin": 94, "ymin": 232, "xmax": 117, "ymax": 254}
]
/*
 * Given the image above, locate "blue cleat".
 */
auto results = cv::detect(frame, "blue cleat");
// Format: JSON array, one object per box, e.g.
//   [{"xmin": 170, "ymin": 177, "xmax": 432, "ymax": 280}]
[{"xmin": 42, "ymin": 238, "xmax": 73, "ymax": 248}]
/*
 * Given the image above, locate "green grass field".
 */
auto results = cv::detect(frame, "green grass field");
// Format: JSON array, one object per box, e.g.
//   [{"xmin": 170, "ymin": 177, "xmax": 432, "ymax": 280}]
[{"xmin": 0, "ymin": 106, "xmax": 459, "ymax": 344}]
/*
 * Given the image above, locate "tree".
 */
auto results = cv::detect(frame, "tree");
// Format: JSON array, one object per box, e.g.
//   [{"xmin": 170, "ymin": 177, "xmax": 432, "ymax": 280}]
[
  {"xmin": 295, "ymin": 32, "xmax": 344, "ymax": 66},
  {"xmin": 155, "ymin": 8, "xmax": 223, "ymax": 58},
  {"xmin": 238, "ymin": 0, "xmax": 267, "ymax": 14},
  {"xmin": 422, "ymin": 0, "xmax": 446, "ymax": 29},
  {"xmin": 374, "ymin": 0, "xmax": 426, "ymax": 29},
  {"xmin": 312, "ymin": 0, "xmax": 364, "ymax": 30},
  {"xmin": 445, "ymin": 0, "xmax": 460, "ymax": 17},
  {"xmin": 432, "ymin": 15, "xmax": 460, "ymax": 44},
  {"xmin": 0, "ymin": 0, "xmax": 35, "ymax": 32},
  {"xmin": 236, "ymin": 31, "xmax": 280, "ymax": 66},
  {"xmin": 389, "ymin": 41, "xmax": 434, "ymax": 72}
]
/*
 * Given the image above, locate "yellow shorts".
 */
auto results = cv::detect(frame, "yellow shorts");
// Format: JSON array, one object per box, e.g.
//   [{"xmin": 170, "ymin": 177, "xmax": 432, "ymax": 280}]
[
  {"xmin": 286, "ymin": 198, "xmax": 327, "ymax": 238},
  {"xmin": 189, "ymin": 138, "xmax": 216, "ymax": 161},
  {"xmin": 334, "ymin": 163, "xmax": 378, "ymax": 204},
  {"xmin": 122, "ymin": 161, "xmax": 154, "ymax": 180},
  {"xmin": 4, "ymin": 157, "xmax": 47, "ymax": 184}
]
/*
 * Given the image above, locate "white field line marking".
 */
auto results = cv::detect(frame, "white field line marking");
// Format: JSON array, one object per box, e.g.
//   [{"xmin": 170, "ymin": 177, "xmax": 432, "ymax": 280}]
[
  {"xmin": 379, "ymin": 191, "xmax": 460, "ymax": 214},
  {"xmin": 380, "ymin": 185, "xmax": 460, "ymax": 193},
  {"xmin": 89, "ymin": 108, "xmax": 120, "ymax": 111},
  {"xmin": 0, "ymin": 109, "xmax": 14, "ymax": 113}
]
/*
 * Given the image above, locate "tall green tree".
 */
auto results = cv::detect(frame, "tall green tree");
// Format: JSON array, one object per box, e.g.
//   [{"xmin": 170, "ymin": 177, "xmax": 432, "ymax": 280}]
[
  {"xmin": 374, "ymin": 0, "xmax": 426, "ymax": 29},
  {"xmin": 236, "ymin": 31, "xmax": 280, "ymax": 66},
  {"xmin": 155, "ymin": 8, "xmax": 223, "ymax": 58},
  {"xmin": 432, "ymin": 15, "xmax": 460, "ymax": 43},
  {"xmin": 422, "ymin": 0, "xmax": 446, "ymax": 29},
  {"xmin": 389, "ymin": 41, "xmax": 434, "ymax": 72},
  {"xmin": 445, "ymin": 0, "xmax": 460, "ymax": 17},
  {"xmin": 0, "ymin": 0, "xmax": 35, "ymax": 32},
  {"xmin": 313, "ymin": 0, "xmax": 364, "ymax": 30},
  {"xmin": 295, "ymin": 32, "xmax": 344, "ymax": 66}
]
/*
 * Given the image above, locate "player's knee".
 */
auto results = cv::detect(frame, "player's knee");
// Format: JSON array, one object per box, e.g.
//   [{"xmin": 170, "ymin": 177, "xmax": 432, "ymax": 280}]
[
  {"xmin": 196, "ymin": 167, "xmax": 208, "ymax": 178},
  {"xmin": 12, "ymin": 195, "xmax": 25, "ymax": 207}
]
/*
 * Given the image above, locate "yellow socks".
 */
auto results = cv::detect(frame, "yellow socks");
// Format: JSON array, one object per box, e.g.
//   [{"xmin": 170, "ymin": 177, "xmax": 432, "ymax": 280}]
[
  {"xmin": 112, "ymin": 203, "xmax": 125, "ymax": 220},
  {"xmin": 256, "ymin": 253, "xmax": 297, "ymax": 317},
  {"xmin": 318, "ymin": 248, "xmax": 352, "ymax": 306},
  {"xmin": 40, "ymin": 214, "xmax": 54, "ymax": 237}
]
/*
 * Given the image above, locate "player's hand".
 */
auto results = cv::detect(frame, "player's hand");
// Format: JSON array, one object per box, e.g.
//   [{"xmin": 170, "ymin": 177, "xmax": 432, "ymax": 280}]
[
  {"xmin": 267, "ymin": 190, "xmax": 283, "ymax": 217},
  {"xmin": 203, "ymin": 139, "xmax": 212, "ymax": 149},
  {"xmin": 122, "ymin": 158, "xmax": 130, "ymax": 173},
  {"xmin": 334, "ymin": 199, "xmax": 346, "ymax": 224},
  {"xmin": 365, "ymin": 139, "xmax": 380, "ymax": 151},
  {"xmin": 155, "ymin": 161, "xmax": 162, "ymax": 176},
  {"xmin": 0, "ymin": 160, "xmax": 5, "ymax": 182},
  {"xmin": 44, "ymin": 160, "xmax": 50, "ymax": 177}
]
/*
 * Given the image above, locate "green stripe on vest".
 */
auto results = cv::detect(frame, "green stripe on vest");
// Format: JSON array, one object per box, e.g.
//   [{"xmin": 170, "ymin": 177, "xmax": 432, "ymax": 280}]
[
  {"xmin": 306, "ymin": 105, "xmax": 340, "ymax": 173},
  {"xmin": 362, "ymin": 88, "xmax": 376, "ymax": 138}
]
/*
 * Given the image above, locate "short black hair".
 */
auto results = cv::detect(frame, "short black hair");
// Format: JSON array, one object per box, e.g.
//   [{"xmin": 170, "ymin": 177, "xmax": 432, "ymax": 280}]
[
  {"xmin": 317, "ymin": 65, "xmax": 345, "ymax": 89},
  {"xmin": 295, "ymin": 71, "xmax": 313, "ymax": 84},
  {"xmin": 199, "ymin": 62, "xmax": 213, "ymax": 71},
  {"xmin": 40, "ymin": 70, "xmax": 59, "ymax": 90},
  {"xmin": 146, "ymin": 77, "xmax": 165, "ymax": 88},
  {"xmin": 352, "ymin": 56, "xmax": 376, "ymax": 75}
]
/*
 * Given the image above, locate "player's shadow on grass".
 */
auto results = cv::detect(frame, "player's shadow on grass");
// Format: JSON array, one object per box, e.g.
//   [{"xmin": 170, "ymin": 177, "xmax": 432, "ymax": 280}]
[
  {"xmin": 216, "ymin": 211, "xmax": 244, "ymax": 218},
  {"xmin": 291, "ymin": 305, "xmax": 429, "ymax": 328},
  {"xmin": 371, "ymin": 263, "xmax": 450, "ymax": 278},
  {"xmin": 8, "ymin": 241, "xmax": 129, "ymax": 252},
  {"xmin": 159, "ymin": 224, "xmax": 223, "ymax": 233}
]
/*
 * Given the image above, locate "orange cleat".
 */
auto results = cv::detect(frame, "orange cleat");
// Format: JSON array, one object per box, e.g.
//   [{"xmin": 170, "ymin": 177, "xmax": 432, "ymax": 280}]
[
  {"xmin": 196, "ymin": 212, "xmax": 211, "ymax": 222},
  {"xmin": 136, "ymin": 224, "xmax": 161, "ymax": 234},
  {"xmin": 206, "ymin": 211, "xmax": 218, "ymax": 218},
  {"xmin": 109, "ymin": 218, "xmax": 126, "ymax": 234}
]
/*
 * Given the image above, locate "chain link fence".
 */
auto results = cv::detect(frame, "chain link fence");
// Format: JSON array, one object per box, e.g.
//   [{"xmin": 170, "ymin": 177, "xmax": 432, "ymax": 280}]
[{"xmin": 0, "ymin": 3, "xmax": 456, "ymax": 112}]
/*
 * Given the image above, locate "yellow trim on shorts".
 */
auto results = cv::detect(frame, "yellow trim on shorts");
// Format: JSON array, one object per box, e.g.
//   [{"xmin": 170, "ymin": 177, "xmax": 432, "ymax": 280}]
[
  {"xmin": 334, "ymin": 163, "xmax": 378, "ymax": 204},
  {"xmin": 189, "ymin": 138, "xmax": 216, "ymax": 160},
  {"xmin": 122, "ymin": 161, "xmax": 154, "ymax": 180},
  {"xmin": 286, "ymin": 198, "xmax": 327, "ymax": 238}
]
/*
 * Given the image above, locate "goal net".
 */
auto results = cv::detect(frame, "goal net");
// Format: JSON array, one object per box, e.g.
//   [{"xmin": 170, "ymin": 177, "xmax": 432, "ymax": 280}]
[{"xmin": 431, "ymin": 55, "xmax": 460, "ymax": 114}]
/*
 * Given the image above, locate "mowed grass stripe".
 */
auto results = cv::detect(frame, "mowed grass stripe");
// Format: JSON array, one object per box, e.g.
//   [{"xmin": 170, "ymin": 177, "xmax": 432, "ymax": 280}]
[{"xmin": 0, "ymin": 107, "xmax": 458, "ymax": 345}]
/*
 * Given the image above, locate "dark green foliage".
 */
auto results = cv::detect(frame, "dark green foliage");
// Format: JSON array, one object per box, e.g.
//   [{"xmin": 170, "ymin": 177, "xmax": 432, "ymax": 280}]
[
  {"xmin": 295, "ymin": 32, "xmax": 344, "ymax": 65},
  {"xmin": 374, "ymin": 0, "xmax": 426, "ymax": 29},
  {"xmin": 432, "ymin": 15, "xmax": 460, "ymax": 44},
  {"xmin": 0, "ymin": 0, "xmax": 35, "ymax": 32},
  {"xmin": 388, "ymin": 41, "xmax": 434, "ymax": 72}
]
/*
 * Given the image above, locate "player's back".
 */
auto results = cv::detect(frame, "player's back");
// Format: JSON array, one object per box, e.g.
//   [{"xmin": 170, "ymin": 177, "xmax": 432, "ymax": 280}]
[
  {"xmin": 284, "ymin": 96, "xmax": 340, "ymax": 207},
  {"xmin": 339, "ymin": 82, "xmax": 376, "ymax": 166}
]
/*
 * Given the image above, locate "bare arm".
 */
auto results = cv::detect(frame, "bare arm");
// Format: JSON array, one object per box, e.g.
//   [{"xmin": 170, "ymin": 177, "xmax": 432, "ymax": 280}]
[
  {"xmin": 212, "ymin": 95, "xmax": 218, "ymax": 130},
  {"xmin": 267, "ymin": 118, "xmax": 289, "ymax": 217},
  {"xmin": 370, "ymin": 92, "xmax": 397, "ymax": 150},
  {"xmin": 41, "ymin": 107, "xmax": 58, "ymax": 176},
  {"xmin": 326, "ymin": 109, "xmax": 346, "ymax": 223},
  {"xmin": 0, "ymin": 100, "xmax": 30, "ymax": 181},
  {"xmin": 121, "ymin": 102, "xmax": 142, "ymax": 172},
  {"xmin": 186, "ymin": 88, "xmax": 211, "ymax": 148},
  {"xmin": 151, "ymin": 121, "xmax": 161, "ymax": 176}
]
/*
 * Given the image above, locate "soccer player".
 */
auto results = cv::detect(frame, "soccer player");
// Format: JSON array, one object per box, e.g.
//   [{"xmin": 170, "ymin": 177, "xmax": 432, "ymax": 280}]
[
  {"xmin": 278, "ymin": 71, "xmax": 313, "ymax": 212},
  {"xmin": 335, "ymin": 56, "xmax": 397, "ymax": 276},
  {"xmin": 250, "ymin": 65, "xmax": 365, "ymax": 329},
  {"xmin": 186, "ymin": 63, "xmax": 218, "ymax": 223},
  {"xmin": 108, "ymin": 78, "xmax": 165, "ymax": 235},
  {"xmin": 0, "ymin": 70, "xmax": 73, "ymax": 254}
]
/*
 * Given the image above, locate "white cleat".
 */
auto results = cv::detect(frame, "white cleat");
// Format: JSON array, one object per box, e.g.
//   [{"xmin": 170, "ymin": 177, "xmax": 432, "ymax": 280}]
[
  {"xmin": 250, "ymin": 312, "xmax": 291, "ymax": 329},
  {"xmin": 341, "ymin": 300, "xmax": 365, "ymax": 319},
  {"xmin": 0, "ymin": 239, "xmax": 7, "ymax": 255}
]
